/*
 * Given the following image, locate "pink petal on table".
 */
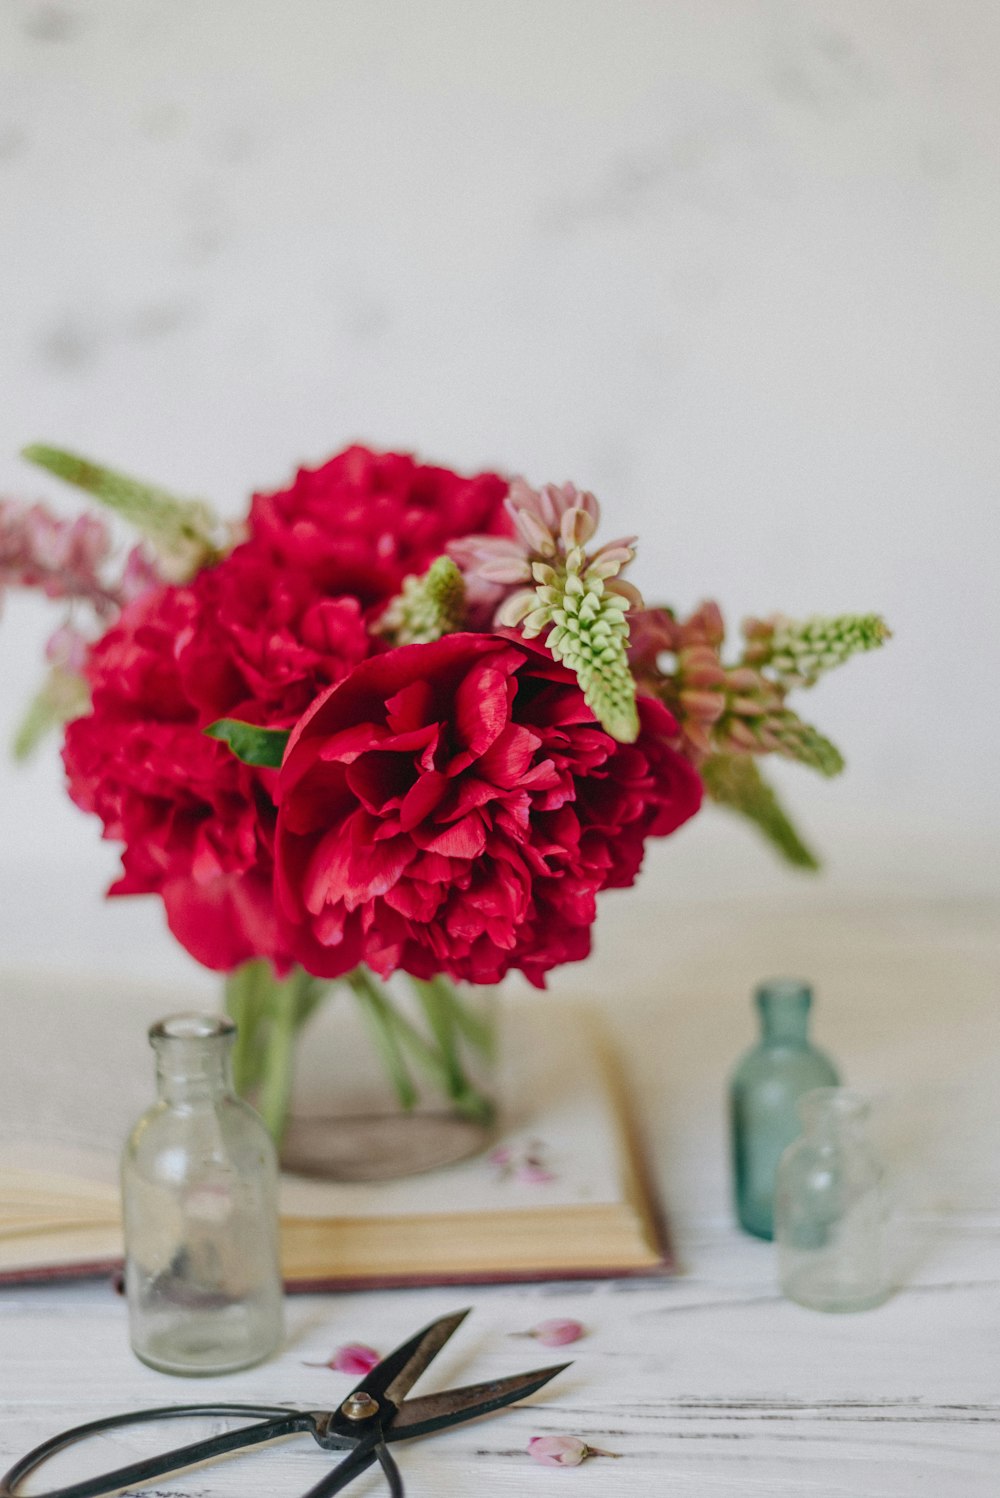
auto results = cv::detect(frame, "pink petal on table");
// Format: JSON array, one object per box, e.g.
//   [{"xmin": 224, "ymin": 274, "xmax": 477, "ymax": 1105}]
[
  {"xmin": 532, "ymin": 1318, "xmax": 586, "ymax": 1348},
  {"xmin": 515, "ymin": 1162, "xmax": 556, "ymax": 1184},
  {"xmin": 527, "ymin": 1435, "xmax": 617, "ymax": 1466},
  {"xmin": 303, "ymin": 1342, "xmax": 381, "ymax": 1376},
  {"xmin": 528, "ymin": 1435, "xmax": 590, "ymax": 1467}
]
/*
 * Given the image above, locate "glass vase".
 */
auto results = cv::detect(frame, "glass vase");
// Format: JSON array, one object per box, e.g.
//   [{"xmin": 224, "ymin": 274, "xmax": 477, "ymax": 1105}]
[
  {"xmin": 121, "ymin": 1013, "xmax": 284, "ymax": 1375},
  {"xmin": 225, "ymin": 963, "xmax": 497, "ymax": 1181},
  {"xmin": 729, "ymin": 978, "xmax": 840, "ymax": 1239},
  {"xmin": 775, "ymin": 1088, "xmax": 888, "ymax": 1312}
]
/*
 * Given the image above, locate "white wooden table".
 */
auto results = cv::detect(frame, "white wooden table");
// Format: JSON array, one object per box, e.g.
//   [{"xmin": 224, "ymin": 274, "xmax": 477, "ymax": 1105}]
[{"xmin": 2, "ymin": 895, "xmax": 997, "ymax": 1494}]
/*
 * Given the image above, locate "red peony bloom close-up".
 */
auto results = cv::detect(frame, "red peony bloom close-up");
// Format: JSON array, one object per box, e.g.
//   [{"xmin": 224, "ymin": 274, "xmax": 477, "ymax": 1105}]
[
  {"xmin": 62, "ymin": 448, "xmax": 512, "ymax": 973},
  {"xmin": 275, "ymin": 632, "xmax": 702, "ymax": 987},
  {"xmin": 248, "ymin": 445, "xmax": 511, "ymax": 609}
]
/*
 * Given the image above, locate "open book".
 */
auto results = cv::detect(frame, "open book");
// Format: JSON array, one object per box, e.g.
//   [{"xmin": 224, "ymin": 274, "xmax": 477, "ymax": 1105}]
[{"xmin": 0, "ymin": 970, "xmax": 670, "ymax": 1288}]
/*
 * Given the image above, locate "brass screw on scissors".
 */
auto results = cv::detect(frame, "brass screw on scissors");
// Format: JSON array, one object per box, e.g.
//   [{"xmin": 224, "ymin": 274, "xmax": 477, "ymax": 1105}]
[{"xmin": 0, "ymin": 1309, "xmax": 570, "ymax": 1498}]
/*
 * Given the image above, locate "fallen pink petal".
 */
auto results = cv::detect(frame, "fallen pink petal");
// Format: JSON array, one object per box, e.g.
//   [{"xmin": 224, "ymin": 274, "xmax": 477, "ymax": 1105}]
[
  {"xmin": 531, "ymin": 1318, "xmax": 586, "ymax": 1348},
  {"xmin": 303, "ymin": 1342, "xmax": 381, "ymax": 1376},
  {"xmin": 515, "ymin": 1162, "xmax": 557, "ymax": 1184},
  {"xmin": 527, "ymin": 1435, "xmax": 620, "ymax": 1467},
  {"xmin": 490, "ymin": 1139, "xmax": 557, "ymax": 1183}
]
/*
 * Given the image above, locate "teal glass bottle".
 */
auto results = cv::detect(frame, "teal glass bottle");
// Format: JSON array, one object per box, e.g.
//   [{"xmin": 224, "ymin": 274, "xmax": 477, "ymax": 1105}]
[{"xmin": 729, "ymin": 979, "xmax": 840, "ymax": 1240}]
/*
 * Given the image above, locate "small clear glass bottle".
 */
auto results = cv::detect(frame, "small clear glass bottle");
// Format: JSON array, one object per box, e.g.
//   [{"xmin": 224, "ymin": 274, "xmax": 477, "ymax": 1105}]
[
  {"xmin": 121, "ymin": 1013, "xmax": 284, "ymax": 1375},
  {"xmin": 729, "ymin": 979, "xmax": 839, "ymax": 1239},
  {"xmin": 775, "ymin": 1088, "xmax": 888, "ymax": 1312}
]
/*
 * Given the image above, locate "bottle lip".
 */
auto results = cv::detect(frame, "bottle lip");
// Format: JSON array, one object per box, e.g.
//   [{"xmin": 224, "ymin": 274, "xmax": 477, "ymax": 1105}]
[
  {"xmin": 149, "ymin": 1012, "xmax": 236, "ymax": 1045},
  {"xmin": 754, "ymin": 978, "xmax": 812, "ymax": 1006}
]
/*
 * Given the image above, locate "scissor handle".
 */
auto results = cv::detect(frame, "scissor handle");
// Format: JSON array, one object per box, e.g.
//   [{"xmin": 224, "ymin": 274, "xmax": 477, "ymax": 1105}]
[
  {"xmin": 299, "ymin": 1428, "xmax": 401, "ymax": 1498},
  {"xmin": 0, "ymin": 1403, "xmax": 314, "ymax": 1498}
]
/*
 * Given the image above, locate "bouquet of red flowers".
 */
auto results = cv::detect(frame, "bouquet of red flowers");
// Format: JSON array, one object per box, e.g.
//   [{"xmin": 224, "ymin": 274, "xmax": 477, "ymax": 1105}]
[{"xmin": 2, "ymin": 443, "xmax": 888, "ymax": 1142}]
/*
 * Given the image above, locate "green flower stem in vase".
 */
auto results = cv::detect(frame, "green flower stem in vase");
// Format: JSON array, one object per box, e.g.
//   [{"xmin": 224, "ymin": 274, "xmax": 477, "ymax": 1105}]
[
  {"xmin": 224, "ymin": 961, "xmax": 329, "ymax": 1143},
  {"xmin": 224, "ymin": 961, "xmax": 497, "ymax": 1180}
]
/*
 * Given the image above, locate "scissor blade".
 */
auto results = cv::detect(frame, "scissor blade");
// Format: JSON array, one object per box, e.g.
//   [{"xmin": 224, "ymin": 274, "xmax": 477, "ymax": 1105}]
[
  {"xmin": 387, "ymin": 1362, "xmax": 571, "ymax": 1441},
  {"xmin": 362, "ymin": 1308, "xmax": 472, "ymax": 1408}
]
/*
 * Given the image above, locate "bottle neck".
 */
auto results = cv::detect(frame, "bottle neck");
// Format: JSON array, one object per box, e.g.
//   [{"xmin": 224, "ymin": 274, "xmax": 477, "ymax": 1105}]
[
  {"xmin": 150, "ymin": 1013, "xmax": 236, "ymax": 1108},
  {"xmin": 756, "ymin": 980, "xmax": 813, "ymax": 1046}
]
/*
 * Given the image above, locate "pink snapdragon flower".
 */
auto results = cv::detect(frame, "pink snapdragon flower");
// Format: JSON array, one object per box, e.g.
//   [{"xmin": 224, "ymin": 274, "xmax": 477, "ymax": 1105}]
[
  {"xmin": 0, "ymin": 499, "xmax": 116, "ymax": 615},
  {"xmin": 0, "ymin": 497, "xmax": 162, "ymax": 621},
  {"xmin": 119, "ymin": 543, "xmax": 163, "ymax": 604},
  {"xmin": 448, "ymin": 478, "xmax": 641, "ymax": 625}
]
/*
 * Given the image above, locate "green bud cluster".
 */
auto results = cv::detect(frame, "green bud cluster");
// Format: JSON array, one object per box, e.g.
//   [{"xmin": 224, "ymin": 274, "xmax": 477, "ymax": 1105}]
[
  {"xmin": 522, "ymin": 547, "xmax": 639, "ymax": 743},
  {"xmin": 747, "ymin": 612, "xmax": 890, "ymax": 688},
  {"xmin": 769, "ymin": 710, "xmax": 845, "ymax": 777},
  {"xmin": 377, "ymin": 555, "xmax": 467, "ymax": 645}
]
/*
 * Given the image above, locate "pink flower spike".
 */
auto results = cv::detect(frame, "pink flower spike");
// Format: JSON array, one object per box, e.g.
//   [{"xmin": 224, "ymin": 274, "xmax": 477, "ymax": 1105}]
[
  {"xmin": 532, "ymin": 1318, "xmax": 586, "ymax": 1348},
  {"xmin": 527, "ymin": 1436, "xmax": 619, "ymax": 1467},
  {"xmin": 302, "ymin": 1342, "xmax": 381, "ymax": 1376},
  {"xmin": 119, "ymin": 544, "xmax": 162, "ymax": 603}
]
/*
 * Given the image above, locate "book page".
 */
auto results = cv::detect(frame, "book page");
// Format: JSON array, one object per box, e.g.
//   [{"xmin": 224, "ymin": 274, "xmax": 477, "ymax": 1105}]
[
  {"xmin": 0, "ymin": 968, "xmax": 626, "ymax": 1223},
  {"xmin": 0, "ymin": 970, "xmax": 180, "ymax": 1190}
]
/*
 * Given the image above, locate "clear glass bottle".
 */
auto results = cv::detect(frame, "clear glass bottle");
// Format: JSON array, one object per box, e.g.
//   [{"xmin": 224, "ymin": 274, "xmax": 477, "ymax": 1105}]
[
  {"xmin": 121, "ymin": 1013, "xmax": 284, "ymax": 1375},
  {"xmin": 775, "ymin": 1088, "xmax": 888, "ymax": 1312},
  {"xmin": 729, "ymin": 979, "xmax": 839, "ymax": 1239}
]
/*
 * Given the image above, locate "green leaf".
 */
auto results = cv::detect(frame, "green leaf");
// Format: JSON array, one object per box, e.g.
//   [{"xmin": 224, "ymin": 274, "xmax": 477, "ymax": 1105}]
[
  {"xmin": 702, "ymin": 753, "xmax": 821, "ymax": 871},
  {"xmin": 205, "ymin": 718, "xmax": 290, "ymax": 768}
]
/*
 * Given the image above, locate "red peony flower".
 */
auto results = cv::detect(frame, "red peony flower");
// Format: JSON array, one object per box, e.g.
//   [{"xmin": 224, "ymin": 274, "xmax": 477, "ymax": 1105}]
[
  {"xmin": 248, "ymin": 445, "xmax": 511, "ymax": 609},
  {"xmin": 62, "ymin": 448, "xmax": 513, "ymax": 974},
  {"xmin": 63, "ymin": 546, "xmax": 371, "ymax": 972},
  {"xmin": 275, "ymin": 633, "xmax": 702, "ymax": 987}
]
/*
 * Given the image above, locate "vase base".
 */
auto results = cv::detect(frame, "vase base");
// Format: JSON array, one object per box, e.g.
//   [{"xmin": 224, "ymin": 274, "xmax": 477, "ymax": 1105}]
[{"xmin": 281, "ymin": 1110, "xmax": 494, "ymax": 1181}]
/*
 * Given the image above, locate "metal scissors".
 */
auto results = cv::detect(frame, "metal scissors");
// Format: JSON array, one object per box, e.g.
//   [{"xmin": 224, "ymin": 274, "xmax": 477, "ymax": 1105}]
[{"xmin": 0, "ymin": 1308, "xmax": 568, "ymax": 1498}]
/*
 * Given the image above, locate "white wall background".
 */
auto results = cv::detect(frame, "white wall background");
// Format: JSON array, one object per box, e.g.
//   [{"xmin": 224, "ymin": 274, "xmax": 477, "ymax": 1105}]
[{"xmin": 1, "ymin": 0, "xmax": 997, "ymax": 982}]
